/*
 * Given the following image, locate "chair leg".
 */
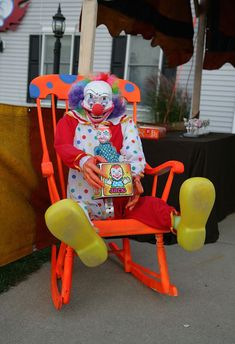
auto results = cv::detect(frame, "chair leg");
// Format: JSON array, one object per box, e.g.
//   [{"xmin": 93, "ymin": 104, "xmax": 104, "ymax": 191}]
[
  {"xmin": 51, "ymin": 245, "xmax": 63, "ymax": 309},
  {"xmin": 56, "ymin": 242, "xmax": 67, "ymax": 278},
  {"xmin": 109, "ymin": 235, "xmax": 178, "ymax": 296},
  {"xmin": 108, "ymin": 238, "xmax": 132, "ymax": 272},
  {"xmin": 122, "ymin": 238, "xmax": 132, "ymax": 272},
  {"xmin": 155, "ymin": 234, "xmax": 178, "ymax": 296},
  {"xmin": 51, "ymin": 244, "xmax": 75, "ymax": 310},
  {"xmin": 61, "ymin": 246, "xmax": 74, "ymax": 304},
  {"xmin": 51, "ymin": 237, "xmax": 176, "ymax": 309}
]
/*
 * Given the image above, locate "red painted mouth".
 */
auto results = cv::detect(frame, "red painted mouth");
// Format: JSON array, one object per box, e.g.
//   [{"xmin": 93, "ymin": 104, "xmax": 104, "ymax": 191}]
[{"xmin": 85, "ymin": 104, "xmax": 114, "ymax": 123}]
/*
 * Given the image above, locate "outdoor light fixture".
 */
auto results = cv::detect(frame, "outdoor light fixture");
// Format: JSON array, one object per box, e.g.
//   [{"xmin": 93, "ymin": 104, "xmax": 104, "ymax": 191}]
[
  {"xmin": 52, "ymin": 3, "xmax": 66, "ymax": 75},
  {"xmin": 52, "ymin": 3, "xmax": 66, "ymax": 38},
  {"xmin": 52, "ymin": 3, "xmax": 66, "ymax": 106}
]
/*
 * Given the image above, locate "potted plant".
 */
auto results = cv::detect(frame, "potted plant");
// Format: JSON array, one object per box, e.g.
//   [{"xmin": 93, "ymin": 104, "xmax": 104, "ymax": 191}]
[{"xmin": 143, "ymin": 73, "xmax": 191, "ymax": 131}]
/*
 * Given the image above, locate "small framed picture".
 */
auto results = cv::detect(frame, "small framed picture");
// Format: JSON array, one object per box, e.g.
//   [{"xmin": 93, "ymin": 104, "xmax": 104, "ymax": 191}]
[{"xmin": 94, "ymin": 162, "xmax": 133, "ymax": 198}]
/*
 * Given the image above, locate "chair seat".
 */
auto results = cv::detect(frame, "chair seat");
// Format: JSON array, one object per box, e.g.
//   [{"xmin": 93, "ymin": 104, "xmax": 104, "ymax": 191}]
[{"xmin": 93, "ymin": 219, "xmax": 170, "ymax": 237}]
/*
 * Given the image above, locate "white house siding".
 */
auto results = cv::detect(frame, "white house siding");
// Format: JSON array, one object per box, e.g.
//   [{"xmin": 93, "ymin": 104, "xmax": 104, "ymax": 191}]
[
  {"xmin": 175, "ymin": 55, "xmax": 195, "ymax": 100},
  {"xmin": 200, "ymin": 65, "xmax": 235, "ymax": 133},
  {"xmin": 93, "ymin": 26, "xmax": 112, "ymax": 74},
  {"xmin": 176, "ymin": 0, "xmax": 235, "ymax": 134},
  {"xmin": 176, "ymin": 0, "xmax": 196, "ymax": 100},
  {"xmin": 177, "ymin": 58, "xmax": 235, "ymax": 133},
  {"xmin": 0, "ymin": 0, "xmax": 112, "ymax": 107}
]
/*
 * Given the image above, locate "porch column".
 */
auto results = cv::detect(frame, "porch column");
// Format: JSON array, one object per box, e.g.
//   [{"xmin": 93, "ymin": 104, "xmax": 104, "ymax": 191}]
[
  {"xmin": 78, "ymin": 0, "xmax": 98, "ymax": 75},
  {"xmin": 191, "ymin": 1, "xmax": 207, "ymax": 118}
]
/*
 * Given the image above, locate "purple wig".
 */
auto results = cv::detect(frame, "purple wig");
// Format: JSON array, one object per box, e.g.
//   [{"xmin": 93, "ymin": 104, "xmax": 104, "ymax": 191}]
[
  {"xmin": 68, "ymin": 79, "xmax": 90, "ymax": 111},
  {"xmin": 109, "ymin": 95, "xmax": 126, "ymax": 119}
]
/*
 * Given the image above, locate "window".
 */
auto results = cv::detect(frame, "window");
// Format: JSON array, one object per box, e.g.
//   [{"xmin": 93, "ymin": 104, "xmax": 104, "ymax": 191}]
[
  {"xmin": 27, "ymin": 35, "xmax": 41, "ymax": 102},
  {"xmin": 43, "ymin": 35, "xmax": 72, "ymax": 74},
  {"xmin": 127, "ymin": 35, "xmax": 162, "ymax": 102},
  {"xmin": 110, "ymin": 36, "xmax": 127, "ymax": 78},
  {"xmin": 110, "ymin": 35, "xmax": 177, "ymax": 122},
  {"xmin": 111, "ymin": 35, "xmax": 177, "ymax": 95},
  {"xmin": 161, "ymin": 54, "xmax": 177, "ymax": 80},
  {"xmin": 27, "ymin": 33, "xmax": 80, "ymax": 102},
  {"xmin": 111, "ymin": 35, "xmax": 163, "ymax": 103}
]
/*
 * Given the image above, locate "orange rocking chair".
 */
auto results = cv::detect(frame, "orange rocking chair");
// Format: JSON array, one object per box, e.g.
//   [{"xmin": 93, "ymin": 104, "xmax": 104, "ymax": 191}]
[{"xmin": 29, "ymin": 74, "xmax": 184, "ymax": 310}]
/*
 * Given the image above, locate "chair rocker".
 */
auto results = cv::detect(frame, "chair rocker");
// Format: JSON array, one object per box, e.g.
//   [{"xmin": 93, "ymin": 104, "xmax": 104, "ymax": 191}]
[{"xmin": 29, "ymin": 74, "xmax": 184, "ymax": 310}]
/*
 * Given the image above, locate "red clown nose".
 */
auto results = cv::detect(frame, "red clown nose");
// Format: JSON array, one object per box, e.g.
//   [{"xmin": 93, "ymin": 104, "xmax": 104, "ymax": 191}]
[{"xmin": 92, "ymin": 103, "xmax": 104, "ymax": 116}]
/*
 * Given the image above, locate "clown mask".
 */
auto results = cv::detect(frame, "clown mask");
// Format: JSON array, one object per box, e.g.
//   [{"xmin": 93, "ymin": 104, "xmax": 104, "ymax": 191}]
[{"xmin": 82, "ymin": 80, "xmax": 114, "ymax": 124}]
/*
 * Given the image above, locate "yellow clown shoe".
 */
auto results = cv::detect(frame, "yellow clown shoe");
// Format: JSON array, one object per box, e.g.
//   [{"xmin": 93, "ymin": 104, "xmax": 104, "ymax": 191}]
[
  {"xmin": 177, "ymin": 177, "xmax": 215, "ymax": 251},
  {"xmin": 45, "ymin": 199, "xmax": 108, "ymax": 267}
]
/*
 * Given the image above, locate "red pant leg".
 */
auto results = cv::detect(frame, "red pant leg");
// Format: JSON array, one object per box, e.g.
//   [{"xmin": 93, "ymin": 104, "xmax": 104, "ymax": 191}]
[{"xmin": 114, "ymin": 196, "xmax": 175, "ymax": 230}]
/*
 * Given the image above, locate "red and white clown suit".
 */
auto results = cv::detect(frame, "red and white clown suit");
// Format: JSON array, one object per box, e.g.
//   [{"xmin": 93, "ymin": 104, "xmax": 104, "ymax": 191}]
[
  {"xmin": 45, "ymin": 73, "xmax": 215, "ymax": 267},
  {"xmin": 55, "ymin": 75, "xmax": 174, "ymax": 228}
]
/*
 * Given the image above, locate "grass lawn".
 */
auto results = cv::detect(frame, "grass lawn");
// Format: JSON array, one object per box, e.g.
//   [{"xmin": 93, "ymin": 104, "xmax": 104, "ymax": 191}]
[{"xmin": 0, "ymin": 247, "xmax": 51, "ymax": 293}]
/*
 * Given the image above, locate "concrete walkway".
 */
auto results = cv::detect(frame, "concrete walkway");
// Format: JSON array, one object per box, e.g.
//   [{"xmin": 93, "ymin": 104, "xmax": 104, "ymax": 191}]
[{"xmin": 0, "ymin": 213, "xmax": 235, "ymax": 344}]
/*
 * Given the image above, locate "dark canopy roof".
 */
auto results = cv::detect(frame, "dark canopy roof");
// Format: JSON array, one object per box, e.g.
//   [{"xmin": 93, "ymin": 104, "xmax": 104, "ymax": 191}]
[
  {"xmin": 97, "ymin": 0, "xmax": 194, "ymax": 67},
  {"xmin": 204, "ymin": 0, "xmax": 235, "ymax": 69},
  {"xmin": 96, "ymin": 0, "xmax": 235, "ymax": 69}
]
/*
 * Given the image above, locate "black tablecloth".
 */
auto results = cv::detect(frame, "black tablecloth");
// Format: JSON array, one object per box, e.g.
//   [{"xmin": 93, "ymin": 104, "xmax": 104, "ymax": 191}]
[{"xmin": 141, "ymin": 132, "xmax": 235, "ymax": 244}]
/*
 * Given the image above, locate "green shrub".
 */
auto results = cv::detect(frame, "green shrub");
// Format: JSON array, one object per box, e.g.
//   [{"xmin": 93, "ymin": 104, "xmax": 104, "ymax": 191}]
[{"xmin": 143, "ymin": 73, "xmax": 191, "ymax": 124}]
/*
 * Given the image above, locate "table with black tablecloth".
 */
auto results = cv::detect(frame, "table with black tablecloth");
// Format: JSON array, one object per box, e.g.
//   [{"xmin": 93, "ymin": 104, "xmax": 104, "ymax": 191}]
[{"xmin": 141, "ymin": 132, "xmax": 235, "ymax": 244}]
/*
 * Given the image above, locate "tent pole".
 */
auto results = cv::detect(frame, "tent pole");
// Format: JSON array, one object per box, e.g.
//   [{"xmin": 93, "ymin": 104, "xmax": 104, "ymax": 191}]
[
  {"xmin": 191, "ymin": 2, "xmax": 207, "ymax": 118},
  {"xmin": 78, "ymin": 0, "xmax": 97, "ymax": 75}
]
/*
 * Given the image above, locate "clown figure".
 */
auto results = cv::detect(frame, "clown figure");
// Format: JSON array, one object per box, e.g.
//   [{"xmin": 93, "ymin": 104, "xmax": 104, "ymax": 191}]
[
  {"xmin": 45, "ymin": 73, "xmax": 215, "ymax": 268},
  {"xmin": 104, "ymin": 164, "xmax": 131, "ymax": 190},
  {"xmin": 94, "ymin": 126, "xmax": 121, "ymax": 163}
]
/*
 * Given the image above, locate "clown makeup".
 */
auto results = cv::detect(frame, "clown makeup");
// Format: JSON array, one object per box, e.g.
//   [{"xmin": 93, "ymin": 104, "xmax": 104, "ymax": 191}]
[
  {"xmin": 110, "ymin": 165, "xmax": 124, "ymax": 181},
  {"xmin": 84, "ymin": 93, "xmax": 110, "ymax": 109},
  {"xmin": 82, "ymin": 80, "xmax": 114, "ymax": 124},
  {"xmin": 97, "ymin": 126, "xmax": 111, "ymax": 144}
]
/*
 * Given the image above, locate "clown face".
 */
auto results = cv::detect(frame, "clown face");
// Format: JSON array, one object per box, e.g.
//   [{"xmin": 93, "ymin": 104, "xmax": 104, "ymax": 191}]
[
  {"xmin": 110, "ymin": 165, "xmax": 124, "ymax": 181},
  {"xmin": 97, "ymin": 126, "xmax": 111, "ymax": 144},
  {"xmin": 82, "ymin": 80, "xmax": 114, "ymax": 124}
]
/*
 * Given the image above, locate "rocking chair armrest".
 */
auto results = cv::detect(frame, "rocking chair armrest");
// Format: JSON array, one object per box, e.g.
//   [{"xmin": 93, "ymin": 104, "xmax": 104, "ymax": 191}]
[
  {"xmin": 41, "ymin": 160, "xmax": 60, "ymax": 203},
  {"xmin": 144, "ymin": 160, "xmax": 184, "ymax": 176},
  {"xmin": 41, "ymin": 161, "xmax": 54, "ymax": 177}
]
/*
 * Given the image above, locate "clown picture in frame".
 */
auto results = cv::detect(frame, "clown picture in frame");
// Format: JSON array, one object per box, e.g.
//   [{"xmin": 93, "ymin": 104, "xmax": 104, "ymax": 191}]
[{"xmin": 94, "ymin": 162, "xmax": 133, "ymax": 198}]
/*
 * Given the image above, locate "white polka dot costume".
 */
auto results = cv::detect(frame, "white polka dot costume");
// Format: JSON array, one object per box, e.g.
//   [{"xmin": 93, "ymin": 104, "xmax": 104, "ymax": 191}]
[{"xmin": 67, "ymin": 112, "xmax": 146, "ymax": 220}]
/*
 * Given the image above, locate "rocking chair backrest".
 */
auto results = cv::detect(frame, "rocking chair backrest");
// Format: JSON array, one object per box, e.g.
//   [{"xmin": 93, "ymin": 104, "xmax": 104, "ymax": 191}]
[{"xmin": 29, "ymin": 74, "xmax": 141, "ymax": 202}]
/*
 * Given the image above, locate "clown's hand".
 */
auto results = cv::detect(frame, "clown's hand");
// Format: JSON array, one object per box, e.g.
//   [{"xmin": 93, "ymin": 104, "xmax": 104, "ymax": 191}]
[
  {"xmin": 104, "ymin": 178, "xmax": 112, "ymax": 185},
  {"xmin": 82, "ymin": 155, "xmax": 107, "ymax": 190},
  {"xmin": 125, "ymin": 176, "xmax": 144, "ymax": 211},
  {"xmin": 123, "ymin": 176, "xmax": 131, "ymax": 185}
]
